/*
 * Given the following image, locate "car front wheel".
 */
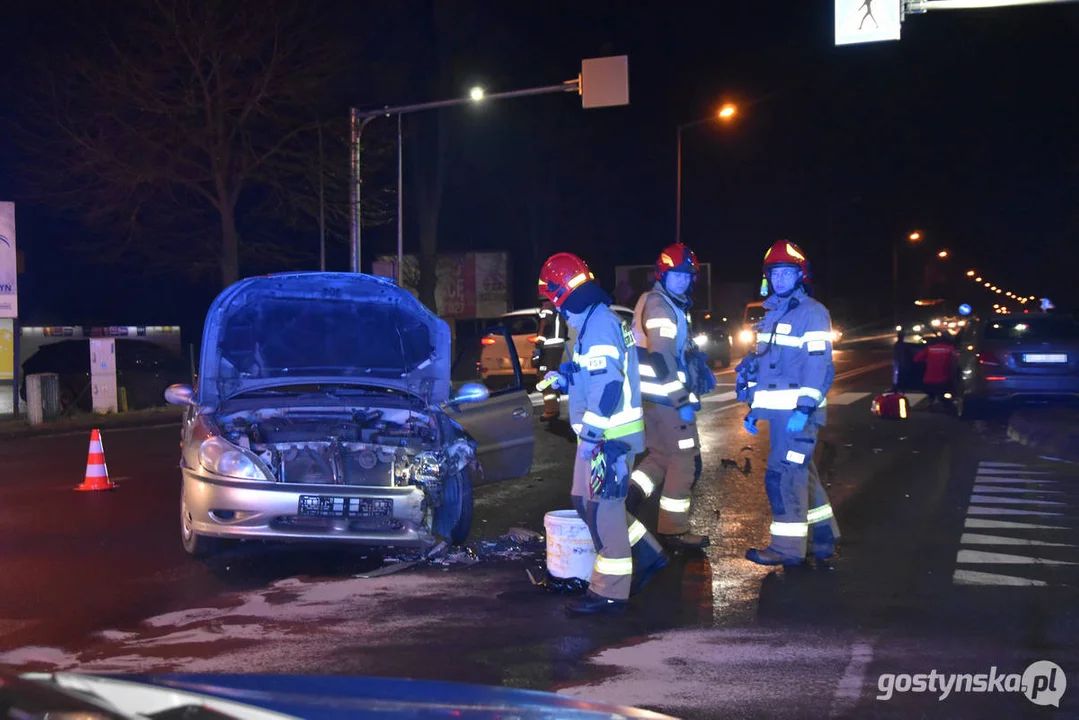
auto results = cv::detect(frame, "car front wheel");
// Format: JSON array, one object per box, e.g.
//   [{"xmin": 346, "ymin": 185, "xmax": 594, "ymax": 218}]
[{"xmin": 434, "ymin": 469, "xmax": 474, "ymax": 545}]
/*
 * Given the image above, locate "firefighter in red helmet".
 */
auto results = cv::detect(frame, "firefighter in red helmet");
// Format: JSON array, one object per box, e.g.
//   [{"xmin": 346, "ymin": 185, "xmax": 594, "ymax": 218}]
[
  {"xmin": 628, "ymin": 242, "xmax": 715, "ymax": 551},
  {"xmin": 740, "ymin": 240, "xmax": 840, "ymax": 566},
  {"xmin": 538, "ymin": 253, "xmax": 667, "ymax": 614}
]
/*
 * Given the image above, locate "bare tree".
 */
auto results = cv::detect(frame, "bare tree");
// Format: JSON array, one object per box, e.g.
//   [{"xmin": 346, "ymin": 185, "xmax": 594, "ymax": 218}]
[{"xmin": 16, "ymin": 0, "xmax": 387, "ymax": 288}]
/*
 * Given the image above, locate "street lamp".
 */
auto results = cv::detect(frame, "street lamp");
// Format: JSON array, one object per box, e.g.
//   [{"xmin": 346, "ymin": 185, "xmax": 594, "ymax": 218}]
[
  {"xmin": 676, "ymin": 103, "xmax": 738, "ymax": 243},
  {"xmin": 469, "ymin": 86, "xmax": 485, "ymax": 101},
  {"xmin": 937, "ymin": 249, "xmax": 949, "ymax": 259},
  {"xmin": 966, "ymin": 269, "xmax": 976, "ymax": 276},
  {"xmin": 893, "ymin": 230, "xmax": 924, "ymax": 325}
]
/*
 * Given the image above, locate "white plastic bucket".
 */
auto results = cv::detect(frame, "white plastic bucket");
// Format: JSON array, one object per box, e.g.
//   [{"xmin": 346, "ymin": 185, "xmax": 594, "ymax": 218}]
[{"xmin": 544, "ymin": 509, "xmax": 596, "ymax": 581}]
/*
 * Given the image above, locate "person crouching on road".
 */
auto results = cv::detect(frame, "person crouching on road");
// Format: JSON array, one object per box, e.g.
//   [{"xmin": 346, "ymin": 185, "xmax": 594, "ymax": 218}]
[
  {"xmin": 627, "ymin": 242, "xmax": 716, "ymax": 551},
  {"xmin": 741, "ymin": 240, "xmax": 840, "ymax": 566},
  {"xmin": 538, "ymin": 252, "xmax": 668, "ymax": 615}
]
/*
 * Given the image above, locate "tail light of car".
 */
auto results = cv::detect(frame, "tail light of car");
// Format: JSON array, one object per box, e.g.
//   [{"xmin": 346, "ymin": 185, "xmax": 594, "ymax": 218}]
[
  {"xmin": 526, "ymin": 335, "xmax": 541, "ymax": 343},
  {"xmin": 481, "ymin": 337, "xmax": 497, "ymax": 346}
]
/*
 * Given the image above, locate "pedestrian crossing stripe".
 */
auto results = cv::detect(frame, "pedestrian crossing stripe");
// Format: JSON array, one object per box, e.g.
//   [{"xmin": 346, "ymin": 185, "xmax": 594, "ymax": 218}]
[{"xmin": 955, "ymin": 461, "xmax": 1079, "ymax": 587}]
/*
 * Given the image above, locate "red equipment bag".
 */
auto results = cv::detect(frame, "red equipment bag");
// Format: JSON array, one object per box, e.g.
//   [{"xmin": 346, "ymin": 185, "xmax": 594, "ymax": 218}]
[{"xmin": 871, "ymin": 391, "xmax": 909, "ymax": 420}]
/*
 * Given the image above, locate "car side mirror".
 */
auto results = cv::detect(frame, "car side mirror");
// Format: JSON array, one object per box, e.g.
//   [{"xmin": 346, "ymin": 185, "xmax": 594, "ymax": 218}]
[
  {"xmin": 165, "ymin": 383, "xmax": 196, "ymax": 407},
  {"xmin": 452, "ymin": 382, "xmax": 489, "ymax": 405}
]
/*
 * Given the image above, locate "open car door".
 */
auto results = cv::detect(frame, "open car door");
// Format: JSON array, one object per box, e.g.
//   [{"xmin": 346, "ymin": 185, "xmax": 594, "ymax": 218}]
[{"xmin": 447, "ymin": 326, "xmax": 535, "ymax": 482}]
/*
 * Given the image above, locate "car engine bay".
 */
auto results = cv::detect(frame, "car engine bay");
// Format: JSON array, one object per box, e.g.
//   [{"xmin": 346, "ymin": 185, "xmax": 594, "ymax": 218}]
[{"xmin": 216, "ymin": 405, "xmax": 476, "ymax": 494}]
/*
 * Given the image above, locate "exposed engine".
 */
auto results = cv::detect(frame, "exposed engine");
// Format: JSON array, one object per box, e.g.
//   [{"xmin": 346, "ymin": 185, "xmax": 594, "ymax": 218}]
[{"xmin": 217, "ymin": 405, "xmax": 475, "ymax": 491}]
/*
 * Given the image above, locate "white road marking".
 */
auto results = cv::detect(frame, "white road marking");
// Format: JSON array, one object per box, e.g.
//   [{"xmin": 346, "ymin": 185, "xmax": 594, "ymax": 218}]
[
  {"xmin": 965, "ymin": 518, "xmax": 1070, "ymax": 531},
  {"xmin": 956, "ymin": 549, "xmax": 1075, "ymax": 566},
  {"xmin": 959, "ymin": 533, "xmax": 1073, "ymax": 548},
  {"xmin": 953, "ymin": 570, "xmax": 1048, "ymax": 587}
]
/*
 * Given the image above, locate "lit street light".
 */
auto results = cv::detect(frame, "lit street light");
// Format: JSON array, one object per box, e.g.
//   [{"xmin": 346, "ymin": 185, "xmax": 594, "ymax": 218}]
[
  {"xmin": 676, "ymin": 103, "xmax": 739, "ymax": 243},
  {"xmin": 893, "ymin": 230, "xmax": 925, "ymax": 324},
  {"xmin": 937, "ymin": 250, "xmax": 949, "ymax": 259},
  {"xmin": 966, "ymin": 270, "xmax": 976, "ymax": 276},
  {"xmin": 469, "ymin": 86, "xmax": 485, "ymax": 101}
]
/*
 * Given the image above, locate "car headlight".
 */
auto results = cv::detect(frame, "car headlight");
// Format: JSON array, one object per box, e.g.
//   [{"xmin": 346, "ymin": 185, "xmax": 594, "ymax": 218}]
[
  {"xmin": 693, "ymin": 332, "xmax": 709, "ymax": 348},
  {"xmin": 739, "ymin": 329, "xmax": 754, "ymax": 344},
  {"xmin": 831, "ymin": 330, "xmax": 842, "ymax": 343},
  {"xmin": 199, "ymin": 436, "xmax": 269, "ymax": 480}
]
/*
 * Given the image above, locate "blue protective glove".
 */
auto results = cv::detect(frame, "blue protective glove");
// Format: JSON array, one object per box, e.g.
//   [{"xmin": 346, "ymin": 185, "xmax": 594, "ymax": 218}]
[
  {"xmin": 542, "ymin": 370, "xmax": 567, "ymax": 391},
  {"xmin": 743, "ymin": 416, "xmax": 758, "ymax": 435},
  {"xmin": 786, "ymin": 409, "xmax": 810, "ymax": 433},
  {"xmin": 678, "ymin": 405, "xmax": 695, "ymax": 423}
]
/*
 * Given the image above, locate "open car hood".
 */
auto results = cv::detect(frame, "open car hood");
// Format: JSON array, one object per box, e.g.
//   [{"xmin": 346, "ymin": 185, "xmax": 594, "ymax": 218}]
[{"xmin": 198, "ymin": 272, "xmax": 451, "ymax": 406}]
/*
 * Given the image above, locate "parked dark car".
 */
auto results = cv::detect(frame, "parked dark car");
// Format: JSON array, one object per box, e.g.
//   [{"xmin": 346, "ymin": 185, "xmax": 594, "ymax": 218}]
[
  {"xmin": 954, "ymin": 312, "xmax": 1079, "ymax": 417},
  {"xmin": 20, "ymin": 338, "xmax": 190, "ymax": 413}
]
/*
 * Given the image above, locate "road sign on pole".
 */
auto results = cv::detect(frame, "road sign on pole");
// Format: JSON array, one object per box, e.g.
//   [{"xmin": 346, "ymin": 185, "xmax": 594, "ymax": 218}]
[
  {"xmin": 581, "ymin": 55, "xmax": 629, "ymax": 109},
  {"xmin": 835, "ymin": 0, "xmax": 903, "ymax": 45}
]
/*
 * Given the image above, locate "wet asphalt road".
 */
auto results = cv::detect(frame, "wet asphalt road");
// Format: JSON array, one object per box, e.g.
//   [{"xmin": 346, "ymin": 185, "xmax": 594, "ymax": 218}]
[{"xmin": 1, "ymin": 342, "xmax": 1078, "ymax": 719}]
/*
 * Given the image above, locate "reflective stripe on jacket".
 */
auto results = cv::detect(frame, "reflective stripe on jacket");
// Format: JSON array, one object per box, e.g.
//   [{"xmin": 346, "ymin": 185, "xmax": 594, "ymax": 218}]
[
  {"xmin": 750, "ymin": 287, "xmax": 835, "ymax": 421},
  {"xmin": 568, "ymin": 304, "xmax": 645, "ymax": 452},
  {"xmin": 632, "ymin": 282, "xmax": 693, "ymax": 408}
]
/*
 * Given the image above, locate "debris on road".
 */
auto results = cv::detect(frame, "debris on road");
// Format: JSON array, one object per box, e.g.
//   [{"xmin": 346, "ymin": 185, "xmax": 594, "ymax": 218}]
[
  {"xmin": 720, "ymin": 457, "xmax": 752, "ymax": 475},
  {"xmin": 353, "ymin": 530, "xmax": 548, "ymax": 579}
]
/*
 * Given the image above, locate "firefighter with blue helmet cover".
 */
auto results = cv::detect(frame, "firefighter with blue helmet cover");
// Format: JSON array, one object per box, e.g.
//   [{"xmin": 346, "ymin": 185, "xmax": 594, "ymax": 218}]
[
  {"xmin": 742, "ymin": 240, "xmax": 840, "ymax": 566},
  {"xmin": 538, "ymin": 252, "xmax": 668, "ymax": 614},
  {"xmin": 628, "ymin": 242, "xmax": 715, "ymax": 551}
]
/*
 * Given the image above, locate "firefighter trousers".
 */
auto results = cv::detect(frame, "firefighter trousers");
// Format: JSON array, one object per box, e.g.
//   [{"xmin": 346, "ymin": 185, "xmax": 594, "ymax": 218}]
[
  {"xmin": 572, "ymin": 447, "xmax": 665, "ymax": 601},
  {"xmin": 763, "ymin": 415, "xmax": 840, "ymax": 559},
  {"xmin": 632, "ymin": 403, "xmax": 702, "ymax": 536}
]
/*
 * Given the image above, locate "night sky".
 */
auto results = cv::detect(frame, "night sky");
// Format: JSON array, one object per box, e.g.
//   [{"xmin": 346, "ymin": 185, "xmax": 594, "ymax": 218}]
[{"xmin": 1, "ymin": 1, "xmax": 1076, "ymax": 348}]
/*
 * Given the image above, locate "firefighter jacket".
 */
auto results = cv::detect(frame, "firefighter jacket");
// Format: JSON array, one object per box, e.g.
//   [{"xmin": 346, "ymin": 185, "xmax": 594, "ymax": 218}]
[
  {"xmin": 749, "ymin": 286, "xmax": 835, "ymax": 423},
  {"xmin": 567, "ymin": 303, "xmax": 645, "ymax": 453},
  {"xmin": 633, "ymin": 281, "xmax": 693, "ymax": 409}
]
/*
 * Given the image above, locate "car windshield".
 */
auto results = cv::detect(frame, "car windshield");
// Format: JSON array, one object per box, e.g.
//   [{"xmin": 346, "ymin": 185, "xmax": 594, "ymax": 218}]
[
  {"xmin": 217, "ymin": 298, "xmax": 433, "ymax": 383},
  {"xmin": 983, "ymin": 316, "xmax": 1079, "ymax": 342}
]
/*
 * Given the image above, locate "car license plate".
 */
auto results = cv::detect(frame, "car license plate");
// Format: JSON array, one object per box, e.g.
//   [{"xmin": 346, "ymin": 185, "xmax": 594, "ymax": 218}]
[
  {"xmin": 1022, "ymin": 353, "xmax": 1068, "ymax": 364},
  {"xmin": 297, "ymin": 496, "xmax": 394, "ymax": 519}
]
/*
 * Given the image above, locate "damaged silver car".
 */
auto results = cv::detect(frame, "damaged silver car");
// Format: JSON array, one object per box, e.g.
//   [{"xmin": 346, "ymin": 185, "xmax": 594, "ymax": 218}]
[{"xmin": 165, "ymin": 272, "xmax": 535, "ymax": 557}]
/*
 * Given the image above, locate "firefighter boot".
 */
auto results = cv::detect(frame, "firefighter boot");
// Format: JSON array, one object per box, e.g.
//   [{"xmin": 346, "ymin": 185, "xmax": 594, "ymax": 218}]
[
  {"xmin": 660, "ymin": 532, "xmax": 710, "ymax": 552},
  {"xmin": 745, "ymin": 547, "xmax": 806, "ymax": 566},
  {"xmin": 566, "ymin": 591, "xmax": 629, "ymax": 616}
]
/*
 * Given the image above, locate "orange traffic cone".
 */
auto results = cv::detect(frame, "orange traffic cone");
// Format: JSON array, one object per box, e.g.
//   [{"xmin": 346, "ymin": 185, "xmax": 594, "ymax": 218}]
[{"xmin": 75, "ymin": 429, "xmax": 116, "ymax": 491}]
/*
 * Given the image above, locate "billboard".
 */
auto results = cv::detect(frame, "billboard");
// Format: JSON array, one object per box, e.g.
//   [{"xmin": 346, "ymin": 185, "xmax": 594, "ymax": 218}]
[
  {"xmin": 614, "ymin": 263, "xmax": 712, "ymax": 313},
  {"xmin": 0, "ymin": 202, "xmax": 17, "ymax": 318},
  {"xmin": 835, "ymin": 0, "xmax": 902, "ymax": 46},
  {"xmin": 376, "ymin": 252, "xmax": 510, "ymax": 319}
]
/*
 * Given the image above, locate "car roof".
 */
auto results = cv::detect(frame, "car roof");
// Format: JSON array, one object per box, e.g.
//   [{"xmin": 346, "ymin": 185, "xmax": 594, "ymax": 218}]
[{"xmin": 502, "ymin": 305, "xmax": 635, "ymax": 318}]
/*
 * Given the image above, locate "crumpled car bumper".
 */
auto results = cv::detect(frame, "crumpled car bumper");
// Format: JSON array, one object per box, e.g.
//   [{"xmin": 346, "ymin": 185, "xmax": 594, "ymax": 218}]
[{"xmin": 181, "ymin": 468, "xmax": 431, "ymax": 547}]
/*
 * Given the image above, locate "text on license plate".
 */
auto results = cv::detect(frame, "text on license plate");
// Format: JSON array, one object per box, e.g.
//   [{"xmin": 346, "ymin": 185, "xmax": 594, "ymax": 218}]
[
  {"xmin": 1022, "ymin": 353, "xmax": 1068, "ymax": 364},
  {"xmin": 297, "ymin": 496, "xmax": 394, "ymax": 518}
]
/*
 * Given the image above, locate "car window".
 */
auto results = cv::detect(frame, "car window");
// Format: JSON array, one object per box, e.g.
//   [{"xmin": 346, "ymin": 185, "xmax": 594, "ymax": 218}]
[
  {"xmin": 500, "ymin": 315, "xmax": 539, "ymax": 336},
  {"xmin": 983, "ymin": 316, "xmax": 1079, "ymax": 342}
]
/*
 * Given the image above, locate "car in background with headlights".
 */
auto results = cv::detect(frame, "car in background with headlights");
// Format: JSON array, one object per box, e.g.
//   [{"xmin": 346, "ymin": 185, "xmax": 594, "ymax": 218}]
[
  {"xmin": 166, "ymin": 272, "xmax": 536, "ymax": 557},
  {"xmin": 691, "ymin": 312, "xmax": 732, "ymax": 368}
]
